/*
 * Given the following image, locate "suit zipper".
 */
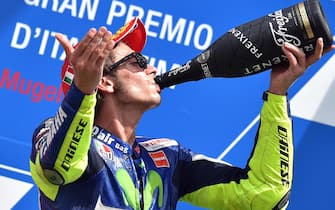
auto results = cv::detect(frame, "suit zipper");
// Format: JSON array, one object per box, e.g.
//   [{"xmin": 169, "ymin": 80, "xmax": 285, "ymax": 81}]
[{"xmin": 139, "ymin": 178, "xmax": 144, "ymax": 210}]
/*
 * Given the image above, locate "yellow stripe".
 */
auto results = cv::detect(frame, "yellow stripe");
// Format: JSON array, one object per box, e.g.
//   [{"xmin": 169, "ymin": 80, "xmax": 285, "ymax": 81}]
[
  {"xmin": 55, "ymin": 93, "xmax": 96, "ymax": 184},
  {"xmin": 30, "ymin": 155, "xmax": 59, "ymax": 201}
]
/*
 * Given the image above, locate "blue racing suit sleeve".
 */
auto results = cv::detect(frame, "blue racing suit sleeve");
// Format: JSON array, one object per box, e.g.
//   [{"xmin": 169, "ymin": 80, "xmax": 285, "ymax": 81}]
[{"xmin": 29, "ymin": 84, "xmax": 96, "ymax": 200}]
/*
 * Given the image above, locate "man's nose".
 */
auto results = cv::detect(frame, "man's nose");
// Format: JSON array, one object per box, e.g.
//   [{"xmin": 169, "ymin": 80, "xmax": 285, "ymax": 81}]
[{"xmin": 145, "ymin": 65, "xmax": 158, "ymax": 76}]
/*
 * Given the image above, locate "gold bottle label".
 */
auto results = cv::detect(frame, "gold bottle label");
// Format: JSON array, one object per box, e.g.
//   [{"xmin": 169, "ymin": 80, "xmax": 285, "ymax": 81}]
[{"xmin": 298, "ymin": 2, "xmax": 314, "ymax": 39}]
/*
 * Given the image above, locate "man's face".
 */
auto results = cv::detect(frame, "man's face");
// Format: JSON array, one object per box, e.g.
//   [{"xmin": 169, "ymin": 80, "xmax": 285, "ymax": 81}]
[{"xmin": 107, "ymin": 43, "xmax": 161, "ymax": 110}]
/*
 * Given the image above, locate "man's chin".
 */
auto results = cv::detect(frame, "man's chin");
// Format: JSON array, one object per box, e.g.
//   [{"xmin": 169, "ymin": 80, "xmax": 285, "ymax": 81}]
[{"xmin": 149, "ymin": 99, "xmax": 161, "ymax": 110}]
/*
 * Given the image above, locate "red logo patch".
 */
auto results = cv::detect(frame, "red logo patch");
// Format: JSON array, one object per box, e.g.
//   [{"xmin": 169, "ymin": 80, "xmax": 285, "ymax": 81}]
[{"xmin": 149, "ymin": 150, "xmax": 170, "ymax": 168}]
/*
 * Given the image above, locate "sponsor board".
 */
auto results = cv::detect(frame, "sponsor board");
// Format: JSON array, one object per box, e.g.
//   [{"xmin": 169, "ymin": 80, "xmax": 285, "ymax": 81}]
[{"xmin": 1, "ymin": 0, "xmax": 335, "ymax": 209}]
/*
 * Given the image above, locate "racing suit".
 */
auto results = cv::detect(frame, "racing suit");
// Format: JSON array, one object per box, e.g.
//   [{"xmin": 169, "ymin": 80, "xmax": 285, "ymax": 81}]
[{"xmin": 30, "ymin": 84, "xmax": 293, "ymax": 210}]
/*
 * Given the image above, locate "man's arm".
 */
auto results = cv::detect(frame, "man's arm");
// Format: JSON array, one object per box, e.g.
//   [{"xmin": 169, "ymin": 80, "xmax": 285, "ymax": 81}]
[
  {"xmin": 29, "ymin": 84, "xmax": 96, "ymax": 200},
  {"xmin": 29, "ymin": 27, "xmax": 115, "ymax": 201},
  {"xmin": 179, "ymin": 38, "xmax": 334, "ymax": 209},
  {"xmin": 179, "ymin": 91, "xmax": 292, "ymax": 210}
]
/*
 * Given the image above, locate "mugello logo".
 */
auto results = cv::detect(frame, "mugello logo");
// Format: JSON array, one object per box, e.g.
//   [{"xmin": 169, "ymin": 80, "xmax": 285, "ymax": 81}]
[{"xmin": 0, "ymin": 68, "xmax": 63, "ymax": 103}]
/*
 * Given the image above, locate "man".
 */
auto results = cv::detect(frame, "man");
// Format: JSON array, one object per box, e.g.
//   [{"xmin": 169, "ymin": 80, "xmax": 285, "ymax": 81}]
[{"xmin": 30, "ymin": 17, "xmax": 334, "ymax": 210}]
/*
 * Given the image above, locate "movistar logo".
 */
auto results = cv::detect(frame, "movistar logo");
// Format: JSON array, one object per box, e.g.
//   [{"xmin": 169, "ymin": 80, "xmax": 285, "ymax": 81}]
[{"xmin": 115, "ymin": 169, "xmax": 163, "ymax": 210}]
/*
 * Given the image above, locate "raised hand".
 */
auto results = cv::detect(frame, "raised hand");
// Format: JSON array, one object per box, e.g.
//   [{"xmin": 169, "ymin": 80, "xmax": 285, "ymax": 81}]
[
  {"xmin": 56, "ymin": 27, "xmax": 115, "ymax": 94},
  {"xmin": 269, "ymin": 38, "xmax": 335, "ymax": 95}
]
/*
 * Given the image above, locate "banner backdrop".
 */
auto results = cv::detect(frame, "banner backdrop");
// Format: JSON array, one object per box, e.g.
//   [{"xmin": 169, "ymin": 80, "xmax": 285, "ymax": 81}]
[{"xmin": 1, "ymin": 0, "xmax": 334, "ymax": 209}]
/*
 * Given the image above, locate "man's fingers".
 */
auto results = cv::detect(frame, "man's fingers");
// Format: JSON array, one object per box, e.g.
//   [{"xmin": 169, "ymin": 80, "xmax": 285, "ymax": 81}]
[
  {"xmin": 55, "ymin": 33, "xmax": 74, "ymax": 58},
  {"xmin": 94, "ymin": 30, "xmax": 114, "ymax": 68},
  {"xmin": 323, "ymin": 44, "xmax": 335, "ymax": 55},
  {"xmin": 282, "ymin": 43, "xmax": 299, "ymax": 67},
  {"xmin": 306, "ymin": 37, "xmax": 323, "ymax": 67},
  {"xmin": 74, "ymin": 28, "xmax": 97, "ymax": 57},
  {"xmin": 79, "ymin": 27, "xmax": 108, "ymax": 62}
]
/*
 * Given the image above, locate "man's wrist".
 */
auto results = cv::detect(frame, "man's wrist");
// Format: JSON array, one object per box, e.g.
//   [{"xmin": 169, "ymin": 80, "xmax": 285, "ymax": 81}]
[
  {"xmin": 263, "ymin": 91, "xmax": 288, "ymax": 102},
  {"xmin": 268, "ymin": 88, "xmax": 287, "ymax": 96}
]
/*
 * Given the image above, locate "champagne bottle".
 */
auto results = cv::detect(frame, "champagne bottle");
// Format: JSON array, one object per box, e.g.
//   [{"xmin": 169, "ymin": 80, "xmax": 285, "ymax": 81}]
[{"xmin": 154, "ymin": 0, "xmax": 333, "ymax": 89}]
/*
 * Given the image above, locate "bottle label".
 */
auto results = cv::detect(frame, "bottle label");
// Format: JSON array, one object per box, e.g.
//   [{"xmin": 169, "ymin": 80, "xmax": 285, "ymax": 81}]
[
  {"xmin": 297, "ymin": 2, "xmax": 314, "ymax": 39},
  {"xmin": 268, "ymin": 9, "xmax": 302, "ymax": 47}
]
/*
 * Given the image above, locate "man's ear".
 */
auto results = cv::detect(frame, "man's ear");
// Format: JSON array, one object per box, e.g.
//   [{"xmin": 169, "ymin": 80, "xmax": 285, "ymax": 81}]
[{"xmin": 97, "ymin": 77, "xmax": 115, "ymax": 93}]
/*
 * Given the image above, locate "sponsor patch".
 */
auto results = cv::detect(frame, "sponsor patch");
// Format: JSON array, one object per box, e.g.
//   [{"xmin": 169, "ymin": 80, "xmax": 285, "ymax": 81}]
[
  {"xmin": 139, "ymin": 138, "xmax": 178, "ymax": 151},
  {"xmin": 149, "ymin": 150, "xmax": 170, "ymax": 168},
  {"xmin": 94, "ymin": 140, "xmax": 114, "ymax": 160}
]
